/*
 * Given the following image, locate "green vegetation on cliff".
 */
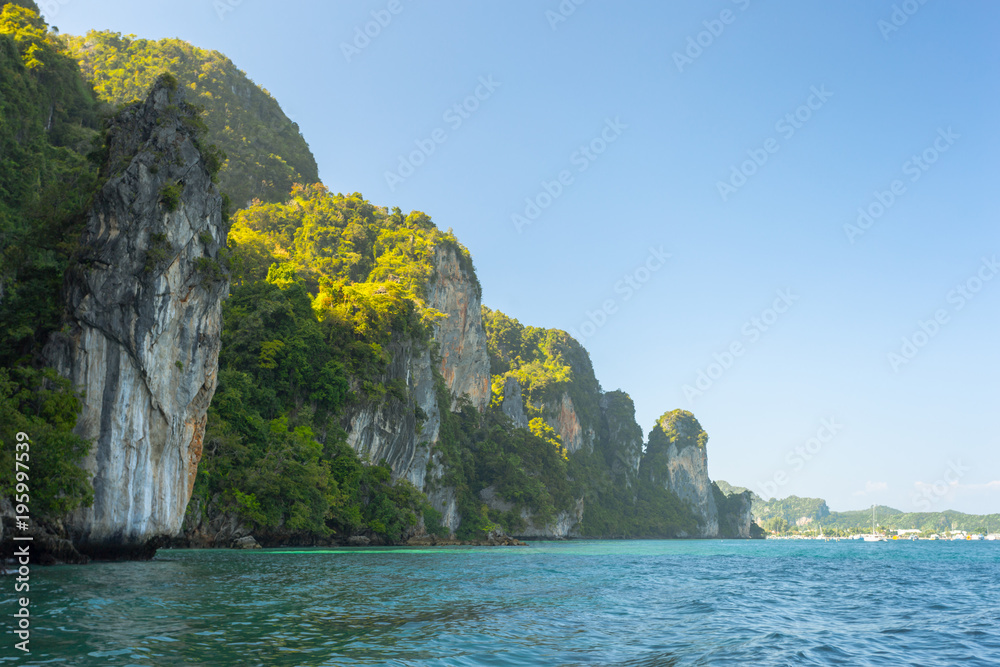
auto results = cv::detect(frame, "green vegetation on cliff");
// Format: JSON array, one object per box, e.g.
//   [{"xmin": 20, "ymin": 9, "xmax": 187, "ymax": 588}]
[
  {"xmin": 0, "ymin": 3, "xmax": 100, "ymax": 365},
  {"xmin": 482, "ymin": 308, "xmax": 701, "ymax": 538},
  {"xmin": 191, "ymin": 186, "xmax": 466, "ymax": 543},
  {"xmin": 62, "ymin": 30, "xmax": 318, "ymax": 207},
  {"xmin": 0, "ymin": 3, "xmax": 96, "ymax": 519},
  {"xmin": 0, "ymin": 367, "xmax": 92, "ymax": 517}
]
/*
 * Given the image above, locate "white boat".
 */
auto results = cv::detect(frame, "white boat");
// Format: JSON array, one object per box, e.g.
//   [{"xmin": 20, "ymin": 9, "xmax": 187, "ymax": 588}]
[{"xmin": 862, "ymin": 505, "xmax": 887, "ymax": 542}]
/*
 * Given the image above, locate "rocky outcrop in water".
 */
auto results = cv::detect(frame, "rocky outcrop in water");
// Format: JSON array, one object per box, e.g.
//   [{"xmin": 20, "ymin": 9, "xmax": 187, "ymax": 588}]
[
  {"xmin": 44, "ymin": 76, "xmax": 228, "ymax": 559},
  {"xmin": 641, "ymin": 410, "xmax": 719, "ymax": 538},
  {"xmin": 714, "ymin": 485, "xmax": 754, "ymax": 539}
]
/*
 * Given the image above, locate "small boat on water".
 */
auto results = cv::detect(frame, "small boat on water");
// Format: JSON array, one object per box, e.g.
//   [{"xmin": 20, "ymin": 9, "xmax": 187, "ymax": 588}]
[{"xmin": 862, "ymin": 505, "xmax": 887, "ymax": 542}]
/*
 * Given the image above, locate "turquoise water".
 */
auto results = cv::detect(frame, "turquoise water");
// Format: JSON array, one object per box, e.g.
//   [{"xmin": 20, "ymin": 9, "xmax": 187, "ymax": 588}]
[{"xmin": 3, "ymin": 540, "xmax": 999, "ymax": 665}]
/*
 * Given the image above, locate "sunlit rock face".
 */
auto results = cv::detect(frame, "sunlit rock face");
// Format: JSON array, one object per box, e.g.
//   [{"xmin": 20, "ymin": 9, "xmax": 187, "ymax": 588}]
[{"xmin": 427, "ymin": 246, "xmax": 490, "ymax": 411}]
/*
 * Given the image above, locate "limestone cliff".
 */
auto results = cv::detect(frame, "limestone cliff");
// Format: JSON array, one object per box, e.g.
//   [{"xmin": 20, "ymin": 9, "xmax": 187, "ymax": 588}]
[
  {"xmin": 597, "ymin": 391, "xmax": 644, "ymax": 489},
  {"xmin": 44, "ymin": 76, "xmax": 228, "ymax": 558},
  {"xmin": 543, "ymin": 392, "xmax": 593, "ymax": 455},
  {"xmin": 429, "ymin": 246, "xmax": 490, "ymax": 411},
  {"xmin": 714, "ymin": 484, "xmax": 754, "ymax": 539},
  {"xmin": 641, "ymin": 410, "xmax": 719, "ymax": 538},
  {"xmin": 341, "ymin": 245, "xmax": 489, "ymax": 534}
]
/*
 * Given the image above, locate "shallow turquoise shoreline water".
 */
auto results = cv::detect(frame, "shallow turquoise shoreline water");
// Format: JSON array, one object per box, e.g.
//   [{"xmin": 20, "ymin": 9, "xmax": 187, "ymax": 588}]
[{"xmin": 3, "ymin": 540, "xmax": 999, "ymax": 665}]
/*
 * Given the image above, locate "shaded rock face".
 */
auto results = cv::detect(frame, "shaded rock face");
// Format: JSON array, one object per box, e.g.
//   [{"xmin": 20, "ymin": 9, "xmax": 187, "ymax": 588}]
[
  {"xmin": 173, "ymin": 496, "xmax": 248, "ymax": 549},
  {"xmin": 598, "ymin": 391, "xmax": 643, "ymax": 488},
  {"xmin": 642, "ymin": 411, "xmax": 719, "ymax": 538},
  {"xmin": 715, "ymin": 487, "xmax": 753, "ymax": 539},
  {"xmin": 343, "ymin": 339, "xmax": 437, "ymax": 489},
  {"xmin": 479, "ymin": 487, "xmax": 582, "ymax": 538},
  {"xmin": 500, "ymin": 375, "xmax": 528, "ymax": 428},
  {"xmin": 44, "ymin": 77, "xmax": 228, "ymax": 558},
  {"xmin": 666, "ymin": 443, "xmax": 719, "ymax": 537}
]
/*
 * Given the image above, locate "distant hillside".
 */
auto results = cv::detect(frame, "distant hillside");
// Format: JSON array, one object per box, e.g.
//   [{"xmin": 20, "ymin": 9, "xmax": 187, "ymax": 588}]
[
  {"xmin": 717, "ymin": 482, "xmax": 1000, "ymax": 534},
  {"xmin": 713, "ymin": 480, "xmax": 749, "ymax": 497},
  {"xmin": 819, "ymin": 508, "xmax": 1000, "ymax": 534},
  {"xmin": 715, "ymin": 482, "xmax": 829, "ymax": 526}
]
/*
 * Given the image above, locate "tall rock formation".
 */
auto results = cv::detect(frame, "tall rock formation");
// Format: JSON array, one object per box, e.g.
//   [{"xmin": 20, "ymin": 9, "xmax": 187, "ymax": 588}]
[
  {"xmin": 641, "ymin": 410, "xmax": 719, "ymax": 537},
  {"xmin": 44, "ymin": 75, "xmax": 229, "ymax": 558}
]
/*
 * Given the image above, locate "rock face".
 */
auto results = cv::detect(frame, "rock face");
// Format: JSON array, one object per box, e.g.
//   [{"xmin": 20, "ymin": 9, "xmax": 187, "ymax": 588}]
[
  {"xmin": 479, "ymin": 486, "xmax": 583, "ymax": 539},
  {"xmin": 343, "ymin": 339, "xmax": 438, "ymax": 490},
  {"xmin": 641, "ymin": 410, "xmax": 719, "ymax": 538},
  {"xmin": 714, "ymin": 486, "xmax": 753, "ymax": 539},
  {"xmin": 598, "ymin": 391, "xmax": 643, "ymax": 488},
  {"xmin": 341, "ymin": 245, "xmax": 489, "ymax": 534},
  {"xmin": 500, "ymin": 376, "xmax": 528, "ymax": 428},
  {"xmin": 545, "ymin": 392, "xmax": 591, "ymax": 454},
  {"xmin": 44, "ymin": 76, "xmax": 228, "ymax": 558},
  {"xmin": 428, "ymin": 246, "xmax": 490, "ymax": 411}
]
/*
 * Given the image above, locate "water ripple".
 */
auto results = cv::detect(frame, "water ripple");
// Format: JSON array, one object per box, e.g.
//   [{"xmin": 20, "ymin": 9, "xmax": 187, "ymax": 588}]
[{"xmin": 4, "ymin": 541, "xmax": 999, "ymax": 665}]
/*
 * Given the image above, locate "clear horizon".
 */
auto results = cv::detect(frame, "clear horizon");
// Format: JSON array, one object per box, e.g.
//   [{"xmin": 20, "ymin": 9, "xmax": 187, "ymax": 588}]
[{"xmin": 43, "ymin": 0, "xmax": 1000, "ymax": 515}]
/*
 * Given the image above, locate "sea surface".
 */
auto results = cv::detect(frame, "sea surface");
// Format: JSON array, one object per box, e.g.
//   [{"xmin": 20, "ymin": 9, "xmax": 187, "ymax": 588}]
[{"xmin": 3, "ymin": 540, "xmax": 999, "ymax": 666}]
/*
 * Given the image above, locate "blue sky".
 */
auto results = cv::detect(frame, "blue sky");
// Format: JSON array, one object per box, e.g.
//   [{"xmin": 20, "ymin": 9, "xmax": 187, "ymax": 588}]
[{"xmin": 46, "ymin": 1, "xmax": 1000, "ymax": 515}]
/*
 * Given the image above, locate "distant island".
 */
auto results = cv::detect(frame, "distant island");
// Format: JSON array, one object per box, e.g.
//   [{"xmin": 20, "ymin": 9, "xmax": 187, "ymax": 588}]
[{"xmin": 715, "ymin": 481, "xmax": 1000, "ymax": 537}]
